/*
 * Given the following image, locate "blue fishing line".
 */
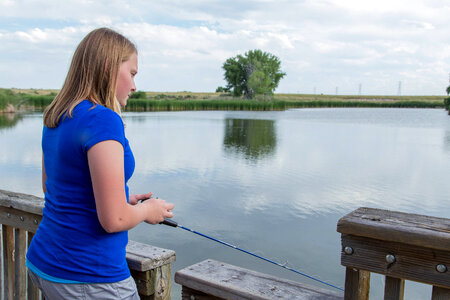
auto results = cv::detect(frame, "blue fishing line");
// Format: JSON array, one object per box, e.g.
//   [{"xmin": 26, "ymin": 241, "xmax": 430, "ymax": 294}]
[{"xmin": 161, "ymin": 219, "xmax": 344, "ymax": 292}]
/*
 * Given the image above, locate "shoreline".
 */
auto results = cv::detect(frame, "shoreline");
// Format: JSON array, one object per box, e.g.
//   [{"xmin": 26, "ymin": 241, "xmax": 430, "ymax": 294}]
[{"xmin": 1, "ymin": 88, "xmax": 447, "ymax": 113}]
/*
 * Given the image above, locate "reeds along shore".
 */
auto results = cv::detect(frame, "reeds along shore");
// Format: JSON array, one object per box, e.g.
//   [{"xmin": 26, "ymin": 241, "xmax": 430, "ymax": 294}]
[{"xmin": 0, "ymin": 88, "xmax": 448, "ymax": 112}]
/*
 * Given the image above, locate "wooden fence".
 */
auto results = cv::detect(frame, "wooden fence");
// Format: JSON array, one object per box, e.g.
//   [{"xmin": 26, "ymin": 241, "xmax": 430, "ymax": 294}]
[
  {"xmin": 2, "ymin": 188, "xmax": 449, "ymax": 299},
  {"xmin": 337, "ymin": 207, "xmax": 450, "ymax": 300},
  {"xmin": 0, "ymin": 189, "xmax": 175, "ymax": 300},
  {"xmin": 174, "ymin": 207, "xmax": 450, "ymax": 299}
]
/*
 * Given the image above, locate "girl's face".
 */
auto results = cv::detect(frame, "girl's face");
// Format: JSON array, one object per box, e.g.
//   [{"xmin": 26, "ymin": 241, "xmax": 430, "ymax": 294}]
[{"xmin": 116, "ymin": 52, "xmax": 138, "ymax": 107}]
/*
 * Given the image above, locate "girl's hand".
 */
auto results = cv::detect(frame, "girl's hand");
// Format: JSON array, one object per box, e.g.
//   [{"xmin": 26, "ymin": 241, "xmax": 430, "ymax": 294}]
[
  {"xmin": 129, "ymin": 192, "xmax": 152, "ymax": 205},
  {"xmin": 141, "ymin": 198, "xmax": 174, "ymax": 224}
]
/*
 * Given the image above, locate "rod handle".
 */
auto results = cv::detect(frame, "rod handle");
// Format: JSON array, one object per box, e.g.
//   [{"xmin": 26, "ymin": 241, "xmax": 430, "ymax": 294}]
[{"xmin": 159, "ymin": 218, "xmax": 178, "ymax": 227}]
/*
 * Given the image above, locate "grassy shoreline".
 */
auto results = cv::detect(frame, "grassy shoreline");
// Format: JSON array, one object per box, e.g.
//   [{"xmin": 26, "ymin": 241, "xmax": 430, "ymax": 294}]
[{"xmin": 1, "ymin": 88, "xmax": 447, "ymax": 113}]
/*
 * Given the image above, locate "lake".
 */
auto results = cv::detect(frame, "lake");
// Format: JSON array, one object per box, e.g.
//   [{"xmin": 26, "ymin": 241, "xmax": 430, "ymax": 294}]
[{"xmin": 1, "ymin": 108, "xmax": 449, "ymax": 299}]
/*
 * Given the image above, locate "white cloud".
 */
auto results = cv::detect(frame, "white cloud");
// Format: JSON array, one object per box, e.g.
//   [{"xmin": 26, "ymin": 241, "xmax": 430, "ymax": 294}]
[{"xmin": 0, "ymin": 0, "xmax": 449, "ymax": 94}]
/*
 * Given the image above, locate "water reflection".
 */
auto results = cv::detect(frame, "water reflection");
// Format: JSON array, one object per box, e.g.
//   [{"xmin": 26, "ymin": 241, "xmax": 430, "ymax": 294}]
[
  {"xmin": 445, "ymin": 131, "xmax": 450, "ymax": 153},
  {"xmin": 223, "ymin": 118, "xmax": 277, "ymax": 161},
  {"xmin": 0, "ymin": 113, "xmax": 23, "ymax": 131}
]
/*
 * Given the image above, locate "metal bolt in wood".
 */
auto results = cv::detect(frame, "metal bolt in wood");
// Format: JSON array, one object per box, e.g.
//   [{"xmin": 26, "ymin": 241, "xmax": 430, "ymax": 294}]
[
  {"xmin": 344, "ymin": 246, "xmax": 353, "ymax": 255},
  {"xmin": 386, "ymin": 254, "xmax": 396, "ymax": 264},
  {"xmin": 436, "ymin": 264, "xmax": 447, "ymax": 273}
]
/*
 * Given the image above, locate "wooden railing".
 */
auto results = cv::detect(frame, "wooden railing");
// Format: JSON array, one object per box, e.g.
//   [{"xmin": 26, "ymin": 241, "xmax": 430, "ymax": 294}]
[
  {"xmin": 337, "ymin": 207, "xmax": 450, "ymax": 300},
  {"xmin": 0, "ymin": 189, "xmax": 175, "ymax": 300},
  {"xmin": 175, "ymin": 259, "xmax": 344, "ymax": 299},
  {"xmin": 174, "ymin": 207, "xmax": 450, "ymax": 299},
  {"xmin": 3, "ymin": 189, "xmax": 449, "ymax": 300}
]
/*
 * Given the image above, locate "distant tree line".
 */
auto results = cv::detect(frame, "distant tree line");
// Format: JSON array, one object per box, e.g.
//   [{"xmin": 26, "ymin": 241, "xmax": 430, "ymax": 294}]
[{"xmin": 444, "ymin": 84, "xmax": 450, "ymax": 114}]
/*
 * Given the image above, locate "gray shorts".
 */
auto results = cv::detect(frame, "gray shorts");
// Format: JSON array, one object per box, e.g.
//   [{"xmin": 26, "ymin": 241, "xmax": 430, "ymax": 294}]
[{"xmin": 28, "ymin": 269, "xmax": 139, "ymax": 300}]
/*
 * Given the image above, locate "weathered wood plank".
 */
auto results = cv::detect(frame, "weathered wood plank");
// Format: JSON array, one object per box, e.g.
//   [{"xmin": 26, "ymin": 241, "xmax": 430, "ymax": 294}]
[
  {"xmin": 131, "ymin": 264, "xmax": 172, "ymax": 299},
  {"xmin": 153, "ymin": 263, "xmax": 171, "ymax": 300},
  {"xmin": 0, "ymin": 190, "xmax": 43, "ymax": 216},
  {"xmin": 15, "ymin": 228, "xmax": 26, "ymax": 300},
  {"xmin": 432, "ymin": 286, "xmax": 450, "ymax": 300},
  {"xmin": 384, "ymin": 276, "xmax": 404, "ymax": 300},
  {"xmin": 337, "ymin": 207, "xmax": 450, "ymax": 252},
  {"xmin": 3, "ymin": 225, "xmax": 14, "ymax": 300},
  {"xmin": 175, "ymin": 259, "xmax": 344, "ymax": 300},
  {"xmin": 340, "ymin": 234, "xmax": 450, "ymax": 288},
  {"xmin": 126, "ymin": 240, "xmax": 175, "ymax": 272},
  {"xmin": 0, "ymin": 225, "xmax": 2, "ymax": 298},
  {"xmin": 344, "ymin": 267, "xmax": 370, "ymax": 300},
  {"xmin": 0, "ymin": 206, "xmax": 42, "ymax": 233},
  {"xmin": 182, "ymin": 286, "xmax": 224, "ymax": 300},
  {"xmin": 27, "ymin": 231, "xmax": 40, "ymax": 300},
  {"xmin": 130, "ymin": 269, "xmax": 154, "ymax": 296}
]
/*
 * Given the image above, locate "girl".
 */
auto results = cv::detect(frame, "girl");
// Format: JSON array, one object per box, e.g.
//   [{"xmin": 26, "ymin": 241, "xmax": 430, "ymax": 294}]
[{"xmin": 26, "ymin": 27, "xmax": 174, "ymax": 299}]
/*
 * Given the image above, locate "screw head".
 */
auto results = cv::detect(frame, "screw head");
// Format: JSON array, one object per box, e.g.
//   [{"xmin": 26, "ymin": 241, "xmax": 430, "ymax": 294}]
[
  {"xmin": 436, "ymin": 264, "xmax": 447, "ymax": 273},
  {"xmin": 386, "ymin": 254, "xmax": 396, "ymax": 264},
  {"xmin": 7, "ymin": 213, "xmax": 11, "ymax": 218},
  {"xmin": 34, "ymin": 219, "xmax": 38, "ymax": 224},
  {"xmin": 344, "ymin": 246, "xmax": 354, "ymax": 255},
  {"xmin": 20, "ymin": 216, "xmax": 24, "ymax": 221}
]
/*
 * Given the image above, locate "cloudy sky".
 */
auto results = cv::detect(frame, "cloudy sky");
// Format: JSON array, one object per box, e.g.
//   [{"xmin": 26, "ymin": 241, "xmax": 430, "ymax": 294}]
[{"xmin": 1, "ymin": 0, "xmax": 449, "ymax": 95}]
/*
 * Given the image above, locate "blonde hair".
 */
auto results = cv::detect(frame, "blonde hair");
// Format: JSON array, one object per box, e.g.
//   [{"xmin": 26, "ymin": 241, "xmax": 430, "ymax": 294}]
[{"xmin": 43, "ymin": 27, "xmax": 137, "ymax": 128}]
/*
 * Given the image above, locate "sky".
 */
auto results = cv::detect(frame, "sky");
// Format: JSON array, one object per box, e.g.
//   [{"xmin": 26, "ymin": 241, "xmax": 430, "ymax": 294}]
[{"xmin": 1, "ymin": 0, "xmax": 449, "ymax": 95}]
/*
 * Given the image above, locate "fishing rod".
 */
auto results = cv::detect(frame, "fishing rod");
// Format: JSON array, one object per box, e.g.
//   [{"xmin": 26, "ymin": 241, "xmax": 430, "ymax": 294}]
[{"xmin": 159, "ymin": 218, "xmax": 344, "ymax": 292}]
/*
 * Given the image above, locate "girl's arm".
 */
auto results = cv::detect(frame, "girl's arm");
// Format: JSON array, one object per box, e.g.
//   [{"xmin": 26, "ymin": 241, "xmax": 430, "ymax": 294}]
[{"xmin": 88, "ymin": 140, "xmax": 174, "ymax": 233}]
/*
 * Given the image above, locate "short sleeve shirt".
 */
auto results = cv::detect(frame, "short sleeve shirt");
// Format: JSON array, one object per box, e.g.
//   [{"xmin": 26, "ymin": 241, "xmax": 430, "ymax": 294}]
[{"xmin": 27, "ymin": 100, "xmax": 135, "ymax": 283}]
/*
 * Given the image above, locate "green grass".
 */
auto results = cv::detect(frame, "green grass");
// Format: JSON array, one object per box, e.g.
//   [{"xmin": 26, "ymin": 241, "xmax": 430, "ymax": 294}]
[
  {"xmin": 0, "ymin": 88, "xmax": 447, "ymax": 113},
  {"xmin": 0, "ymin": 88, "xmax": 20, "ymax": 110},
  {"xmin": 124, "ymin": 97, "xmax": 445, "ymax": 112}
]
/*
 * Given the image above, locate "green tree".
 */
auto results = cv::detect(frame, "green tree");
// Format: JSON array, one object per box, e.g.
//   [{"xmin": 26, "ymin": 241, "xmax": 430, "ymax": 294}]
[
  {"xmin": 446, "ymin": 85, "xmax": 450, "ymax": 95},
  {"xmin": 222, "ymin": 49, "xmax": 286, "ymax": 99}
]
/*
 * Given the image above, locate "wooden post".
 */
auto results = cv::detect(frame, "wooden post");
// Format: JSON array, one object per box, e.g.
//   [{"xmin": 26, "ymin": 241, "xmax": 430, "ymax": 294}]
[
  {"xmin": 126, "ymin": 240, "xmax": 175, "ymax": 300},
  {"xmin": 27, "ymin": 231, "xmax": 40, "ymax": 300},
  {"xmin": 3, "ymin": 225, "xmax": 14, "ymax": 300},
  {"xmin": 384, "ymin": 276, "xmax": 404, "ymax": 300},
  {"xmin": 344, "ymin": 267, "xmax": 370, "ymax": 300},
  {"xmin": 15, "ymin": 228, "xmax": 26, "ymax": 300},
  {"xmin": 432, "ymin": 286, "xmax": 450, "ymax": 300},
  {"xmin": 0, "ymin": 225, "xmax": 2, "ymax": 299}
]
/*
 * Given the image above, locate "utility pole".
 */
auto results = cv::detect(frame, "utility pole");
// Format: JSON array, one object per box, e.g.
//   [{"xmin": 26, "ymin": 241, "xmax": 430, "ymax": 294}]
[
  {"xmin": 358, "ymin": 83, "xmax": 362, "ymax": 95},
  {"xmin": 397, "ymin": 81, "xmax": 402, "ymax": 96}
]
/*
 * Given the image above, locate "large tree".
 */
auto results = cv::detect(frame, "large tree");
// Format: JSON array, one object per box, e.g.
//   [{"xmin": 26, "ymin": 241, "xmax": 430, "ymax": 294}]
[{"xmin": 222, "ymin": 50, "xmax": 286, "ymax": 99}]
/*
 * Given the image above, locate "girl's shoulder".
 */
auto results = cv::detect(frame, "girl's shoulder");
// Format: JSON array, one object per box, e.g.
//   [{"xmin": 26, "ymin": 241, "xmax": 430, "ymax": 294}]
[{"xmin": 76, "ymin": 100, "xmax": 122, "ymax": 124}]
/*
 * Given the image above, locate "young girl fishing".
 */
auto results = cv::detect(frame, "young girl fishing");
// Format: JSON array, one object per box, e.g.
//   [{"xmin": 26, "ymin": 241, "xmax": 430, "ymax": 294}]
[{"xmin": 26, "ymin": 27, "xmax": 174, "ymax": 299}]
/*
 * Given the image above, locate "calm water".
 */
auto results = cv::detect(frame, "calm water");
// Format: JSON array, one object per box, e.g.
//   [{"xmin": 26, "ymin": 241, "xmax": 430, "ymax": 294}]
[{"xmin": 1, "ymin": 108, "xmax": 449, "ymax": 299}]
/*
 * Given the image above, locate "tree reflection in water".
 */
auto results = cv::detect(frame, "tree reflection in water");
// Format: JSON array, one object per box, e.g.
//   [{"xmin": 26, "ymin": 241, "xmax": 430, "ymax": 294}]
[
  {"xmin": 223, "ymin": 118, "xmax": 277, "ymax": 161},
  {"xmin": 0, "ymin": 113, "xmax": 23, "ymax": 131}
]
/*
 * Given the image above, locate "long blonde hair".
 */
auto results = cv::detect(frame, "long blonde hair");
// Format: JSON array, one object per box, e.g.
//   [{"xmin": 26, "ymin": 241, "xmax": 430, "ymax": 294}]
[{"xmin": 43, "ymin": 27, "xmax": 137, "ymax": 128}]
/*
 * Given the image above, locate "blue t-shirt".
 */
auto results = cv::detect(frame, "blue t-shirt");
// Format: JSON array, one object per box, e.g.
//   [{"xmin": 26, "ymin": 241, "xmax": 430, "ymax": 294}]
[{"xmin": 27, "ymin": 100, "xmax": 135, "ymax": 283}]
